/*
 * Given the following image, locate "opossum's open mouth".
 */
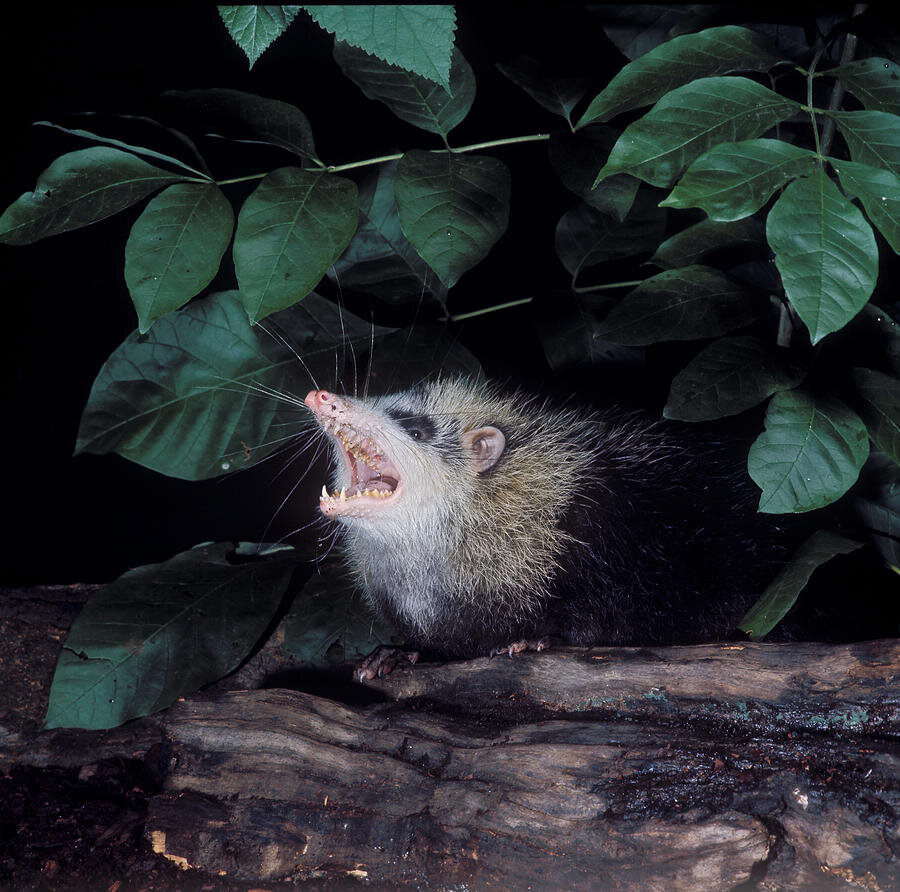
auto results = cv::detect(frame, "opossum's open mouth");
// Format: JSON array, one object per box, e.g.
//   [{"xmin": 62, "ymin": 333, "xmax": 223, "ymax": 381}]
[
  {"xmin": 319, "ymin": 425, "xmax": 403, "ymax": 517},
  {"xmin": 305, "ymin": 390, "xmax": 403, "ymax": 519}
]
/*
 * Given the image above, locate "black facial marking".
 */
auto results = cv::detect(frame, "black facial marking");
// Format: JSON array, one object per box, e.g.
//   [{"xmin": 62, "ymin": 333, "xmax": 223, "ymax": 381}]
[{"xmin": 387, "ymin": 409, "xmax": 436, "ymax": 443}]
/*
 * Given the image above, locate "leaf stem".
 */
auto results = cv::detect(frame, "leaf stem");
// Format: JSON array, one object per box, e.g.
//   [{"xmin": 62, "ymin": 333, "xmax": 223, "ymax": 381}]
[
  {"xmin": 807, "ymin": 46, "xmax": 826, "ymax": 162},
  {"xmin": 572, "ymin": 279, "xmax": 644, "ymax": 295},
  {"xmin": 325, "ymin": 133, "xmax": 550, "ymax": 173},
  {"xmin": 216, "ymin": 172, "xmax": 270, "ymax": 186},
  {"xmin": 449, "ymin": 133, "xmax": 550, "ymax": 153},
  {"xmin": 326, "ymin": 153, "xmax": 404, "ymax": 173},
  {"xmin": 820, "ymin": 4, "xmax": 867, "ymax": 157},
  {"xmin": 448, "ymin": 297, "xmax": 533, "ymax": 322}
]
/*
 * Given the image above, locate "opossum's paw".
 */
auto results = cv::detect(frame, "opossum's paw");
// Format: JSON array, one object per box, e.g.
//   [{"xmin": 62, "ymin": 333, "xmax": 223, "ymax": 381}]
[
  {"xmin": 489, "ymin": 638, "xmax": 551, "ymax": 658},
  {"xmin": 357, "ymin": 646, "xmax": 420, "ymax": 681}
]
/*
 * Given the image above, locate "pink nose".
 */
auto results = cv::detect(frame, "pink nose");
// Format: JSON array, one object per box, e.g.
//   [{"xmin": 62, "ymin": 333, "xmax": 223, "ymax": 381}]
[{"xmin": 305, "ymin": 390, "xmax": 335, "ymax": 410}]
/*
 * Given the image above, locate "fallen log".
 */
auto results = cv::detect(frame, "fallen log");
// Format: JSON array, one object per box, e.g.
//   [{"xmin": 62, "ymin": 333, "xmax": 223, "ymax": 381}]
[{"xmin": 146, "ymin": 640, "xmax": 900, "ymax": 889}]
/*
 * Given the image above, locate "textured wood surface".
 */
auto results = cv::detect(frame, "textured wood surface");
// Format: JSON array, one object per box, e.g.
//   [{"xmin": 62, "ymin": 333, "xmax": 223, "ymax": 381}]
[{"xmin": 144, "ymin": 640, "xmax": 900, "ymax": 889}]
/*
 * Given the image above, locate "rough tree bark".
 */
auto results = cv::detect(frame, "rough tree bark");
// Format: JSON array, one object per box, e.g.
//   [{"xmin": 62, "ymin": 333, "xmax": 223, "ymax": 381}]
[{"xmin": 141, "ymin": 640, "xmax": 899, "ymax": 890}]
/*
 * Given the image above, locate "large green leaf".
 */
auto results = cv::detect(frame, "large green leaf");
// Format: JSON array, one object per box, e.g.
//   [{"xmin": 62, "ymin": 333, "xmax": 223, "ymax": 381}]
[
  {"xmin": 496, "ymin": 57, "xmax": 590, "ymax": 124},
  {"xmin": 0, "ymin": 147, "xmax": 184, "ymax": 245},
  {"xmin": 219, "ymin": 5, "xmax": 301, "ymax": 67},
  {"xmin": 651, "ymin": 216, "xmax": 764, "ymax": 269},
  {"xmin": 767, "ymin": 170, "xmax": 877, "ymax": 344},
  {"xmin": 824, "ymin": 109, "xmax": 900, "ymax": 176},
  {"xmin": 394, "ymin": 151, "xmax": 510, "ymax": 288},
  {"xmin": 853, "ymin": 455, "xmax": 900, "ymax": 571},
  {"xmin": 34, "ymin": 121, "xmax": 208, "ymax": 177},
  {"xmin": 832, "ymin": 158, "xmax": 900, "ymax": 253},
  {"xmin": 44, "ymin": 542, "xmax": 296, "ymax": 729},
  {"xmin": 328, "ymin": 160, "xmax": 446, "ymax": 305},
  {"xmin": 333, "ymin": 41, "xmax": 474, "ymax": 138},
  {"xmin": 554, "ymin": 193, "xmax": 667, "ymax": 279},
  {"xmin": 165, "ymin": 88, "xmax": 318, "ymax": 162},
  {"xmin": 664, "ymin": 336, "xmax": 804, "ymax": 421},
  {"xmin": 549, "ymin": 129, "xmax": 639, "ymax": 220},
  {"xmin": 593, "ymin": 77, "xmax": 801, "ymax": 188},
  {"xmin": 592, "ymin": 265, "xmax": 759, "ymax": 345},
  {"xmin": 125, "ymin": 183, "xmax": 234, "ymax": 333},
  {"xmin": 851, "ymin": 367, "xmax": 900, "ymax": 464},
  {"xmin": 304, "ymin": 5, "xmax": 456, "ymax": 89},
  {"xmin": 234, "ymin": 167, "xmax": 359, "ymax": 323},
  {"xmin": 578, "ymin": 26, "xmax": 781, "ymax": 126},
  {"xmin": 363, "ymin": 323, "xmax": 484, "ymax": 394},
  {"xmin": 831, "ymin": 57, "xmax": 900, "ymax": 116},
  {"xmin": 75, "ymin": 291, "xmax": 390, "ymax": 480},
  {"xmin": 597, "ymin": 6, "xmax": 718, "ymax": 61},
  {"xmin": 531, "ymin": 291, "xmax": 645, "ymax": 372},
  {"xmin": 748, "ymin": 388, "xmax": 869, "ymax": 513},
  {"xmin": 738, "ymin": 530, "xmax": 863, "ymax": 639},
  {"xmin": 284, "ymin": 569, "xmax": 401, "ymax": 664},
  {"xmin": 660, "ymin": 139, "xmax": 817, "ymax": 221}
]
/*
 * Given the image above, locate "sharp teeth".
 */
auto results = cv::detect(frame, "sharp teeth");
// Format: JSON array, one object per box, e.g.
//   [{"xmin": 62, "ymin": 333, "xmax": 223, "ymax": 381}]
[
  {"xmin": 321, "ymin": 485, "xmax": 328, "ymax": 500},
  {"xmin": 340, "ymin": 488, "xmax": 346, "ymax": 501}
]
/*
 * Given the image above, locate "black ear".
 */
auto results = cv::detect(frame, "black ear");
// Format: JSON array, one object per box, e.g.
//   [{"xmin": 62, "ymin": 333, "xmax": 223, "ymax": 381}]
[{"xmin": 461, "ymin": 426, "xmax": 506, "ymax": 473}]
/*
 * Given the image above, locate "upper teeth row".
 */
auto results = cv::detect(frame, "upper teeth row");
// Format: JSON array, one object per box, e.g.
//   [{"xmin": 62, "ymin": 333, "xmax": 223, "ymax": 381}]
[{"xmin": 336, "ymin": 428, "xmax": 381, "ymax": 470}]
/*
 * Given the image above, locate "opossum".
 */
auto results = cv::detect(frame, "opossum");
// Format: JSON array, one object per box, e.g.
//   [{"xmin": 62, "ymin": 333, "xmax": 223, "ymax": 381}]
[{"xmin": 304, "ymin": 378, "xmax": 785, "ymax": 668}]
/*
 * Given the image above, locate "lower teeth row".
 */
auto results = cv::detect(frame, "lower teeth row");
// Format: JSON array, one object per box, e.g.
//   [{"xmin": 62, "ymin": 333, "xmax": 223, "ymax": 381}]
[{"xmin": 321, "ymin": 486, "xmax": 391, "ymax": 502}]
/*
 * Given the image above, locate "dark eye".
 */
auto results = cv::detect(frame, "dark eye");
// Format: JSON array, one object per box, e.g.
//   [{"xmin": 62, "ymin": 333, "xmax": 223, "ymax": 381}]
[{"xmin": 388, "ymin": 410, "xmax": 435, "ymax": 442}]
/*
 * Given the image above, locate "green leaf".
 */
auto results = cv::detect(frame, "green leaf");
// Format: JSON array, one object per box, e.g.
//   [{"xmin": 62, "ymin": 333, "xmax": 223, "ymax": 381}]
[
  {"xmin": 651, "ymin": 217, "xmax": 764, "ymax": 269},
  {"xmin": 554, "ymin": 192, "xmax": 667, "ymax": 279},
  {"xmin": 531, "ymin": 291, "xmax": 645, "ymax": 372},
  {"xmin": 851, "ymin": 367, "xmax": 900, "ymax": 464},
  {"xmin": 738, "ymin": 530, "xmax": 863, "ymax": 639},
  {"xmin": 327, "ymin": 160, "xmax": 446, "ymax": 306},
  {"xmin": 593, "ymin": 77, "xmax": 801, "ymax": 188},
  {"xmin": 664, "ymin": 336, "xmax": 805, "ymax": 421},
  {"xmin": 363, "ymin": 323, "xmax": 484, "ymax": 393},
  {"xmin": 856, "ymin": 304, "xmax": 900, "ymax": 377},
  {"xmin": 824, "ymin": 109, "xmax": 900, "ymax": 176},
  {"xmin": 234, "ymin": 167, "xmax": 358, "ymax": 323},
  {"xmin": 578, "ymin": 26, "xmax": 781, "ymax": 127},
  {"xmin": 748, "ymin": 388, "xmax": 870, "ymax": 513},
  {"xmin": 0, "ymin": 147, "xmax": 184, "ymax": 245},
  {"xmin": 660, "ymin": 139, "xmax": 817, "ymax": 221},
  {"xmin": 592, "ymin": 265, "xmax": 759, "ymax": 345},
  {"xmin": 44, "ymin": 542, "xmax": 296, "ymax": 729},
  {"xmin": 165, "ymin": 88, "xmax": 318, "ymax": 162},
  {"xmin": 333, "ymin": 41, "xmax": 474, "ymax": 137},
  {"xmin": 34, "ymin": 121, "xmax": 208, "ymax": 178},
  {"xmin": 767, "ymin": 170, "xmax": 877, "ymax": 344},
  {"xmin": 284, "ymin": 569, "xmax": 401, "ymax": 664},
  {"xmin": 549, "ymin": 129, "xmax": 639, "ymax": 220},
  {"xmin": 496, "ymin": 57, "xmax": 590, "ymax": 123},
  {"xmin": 75, "ymin": 290, "xmax": 391, "ymax": 480},
  {"xmin": 303, "ymin": 4, "xmax": 456, "ymax": 89},
  {"xmin": 597, "ymin": 6, "xmax": 716, "ymax": 61},
  {"xmin": 830, "ymin": 57, "xmax": 900, "ymax": 116},
  {"xmin": 394, "ymin": 151, "xmax": 510, "ymax": 288},
  {"xmin": 125, "ymin": 183, "xmax": 234, "ymax": 333},
  {"xmin": 831, "ymin": 158, "xmax": 900, "ymax": 253},
  {"xmin": 219, "ymin": 5, "xmax": 301, "ymax": 67},
  {"xmin": 853, "ymin": 456, "xmax": 900, "ymax": 570}
]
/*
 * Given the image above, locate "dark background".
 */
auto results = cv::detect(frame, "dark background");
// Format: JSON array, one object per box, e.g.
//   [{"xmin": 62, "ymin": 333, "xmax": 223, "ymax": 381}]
[{"xmin": 3, "ymin": 6, "xmax": 623, "ymax": 583}]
